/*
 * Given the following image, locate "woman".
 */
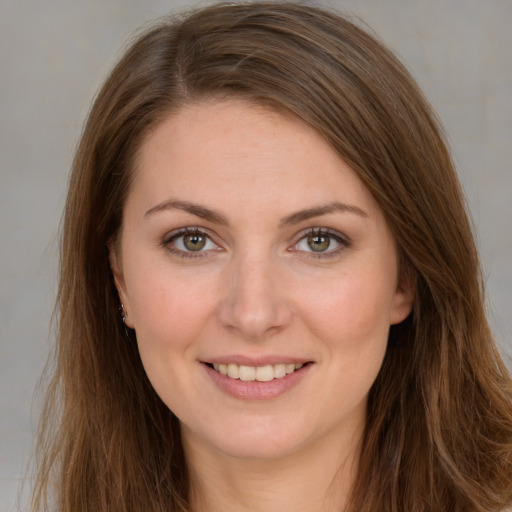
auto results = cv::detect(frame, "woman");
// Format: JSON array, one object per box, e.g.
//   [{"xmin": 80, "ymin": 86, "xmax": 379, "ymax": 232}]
[{"xmin": 33, "ymin": 3, "xmax": 512, "ymax": 511}]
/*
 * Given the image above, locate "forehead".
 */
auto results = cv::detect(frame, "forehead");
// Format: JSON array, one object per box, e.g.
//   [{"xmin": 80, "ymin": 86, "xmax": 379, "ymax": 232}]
[{"xmin": 128, "ymin": 99, "xmax": 380, "ymax": 220}]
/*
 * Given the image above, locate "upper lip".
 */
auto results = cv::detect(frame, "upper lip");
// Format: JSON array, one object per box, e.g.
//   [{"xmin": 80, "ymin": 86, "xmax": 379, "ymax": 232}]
[{"xmin": 202, "ymin": 355, "xmax": 313, "ymax": 366}]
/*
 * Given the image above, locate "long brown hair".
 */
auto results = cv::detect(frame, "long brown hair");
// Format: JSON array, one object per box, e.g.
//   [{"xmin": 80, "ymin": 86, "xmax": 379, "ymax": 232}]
[{"xmin": 33, "ymin": 3, "xmax": 512, "ymax": 511}]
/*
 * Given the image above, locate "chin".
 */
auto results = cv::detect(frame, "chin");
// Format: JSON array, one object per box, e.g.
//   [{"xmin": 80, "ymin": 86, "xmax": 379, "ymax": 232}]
[{"xmin": 183, "ymin": 415, "xmax": 312, "ymax": 461}]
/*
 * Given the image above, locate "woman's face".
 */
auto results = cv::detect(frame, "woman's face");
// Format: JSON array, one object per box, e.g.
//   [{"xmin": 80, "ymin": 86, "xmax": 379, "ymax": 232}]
[{"xmin": 111, "ymin": 100, "xmax": 413, "ymax": 460}]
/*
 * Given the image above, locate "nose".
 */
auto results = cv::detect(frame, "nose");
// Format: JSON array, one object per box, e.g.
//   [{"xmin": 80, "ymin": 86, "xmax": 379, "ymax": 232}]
[{"xmin": 216, "ymin": 253, "xmax": 293, "ymax": 340}]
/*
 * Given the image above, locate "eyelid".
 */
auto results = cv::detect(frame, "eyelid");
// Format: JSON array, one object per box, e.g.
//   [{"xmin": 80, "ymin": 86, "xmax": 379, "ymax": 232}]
[
  {"xmin": 162, "ymin": 226, "xmax": 210, "ymax": 244},
  {"xmin": 162, "ymin": 227, "xmax": 222, "ymax": 258},
  {"xmin": 161, "ymin": 226, "xmax": 350, "ymax": 259},
  {"xmin": 289, "ymin": 227, "xmax": 350, "ymax": 257}
]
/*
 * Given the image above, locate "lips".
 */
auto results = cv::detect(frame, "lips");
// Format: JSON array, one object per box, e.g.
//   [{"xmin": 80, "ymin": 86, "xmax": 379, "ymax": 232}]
[
  {"xmin": 211, "ymin": 362, "xmax": 305, "ymax": 382},
  {"xmin": 203, "ymin": 360, "xmax": 312, "ymax": 400}
]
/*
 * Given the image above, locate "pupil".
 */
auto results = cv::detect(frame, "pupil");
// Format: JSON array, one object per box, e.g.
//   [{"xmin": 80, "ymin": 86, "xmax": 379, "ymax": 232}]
[
  {"xmin": 184, "ymin": 233, "xmax": 206, "ymax": 251},
  {"xmin": 308, "ymin": 235, "xmax": 330, "ymax": 252}
]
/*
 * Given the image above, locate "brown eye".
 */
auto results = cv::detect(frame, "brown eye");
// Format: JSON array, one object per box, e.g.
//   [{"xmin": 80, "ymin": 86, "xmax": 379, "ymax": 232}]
[
  {"xmin": 183, "ymin": 233, "xmax": 207, "ymax": 251},
  {"xmin": 307, "ymin": 234, "xmax": 330, "ymax": 252}
]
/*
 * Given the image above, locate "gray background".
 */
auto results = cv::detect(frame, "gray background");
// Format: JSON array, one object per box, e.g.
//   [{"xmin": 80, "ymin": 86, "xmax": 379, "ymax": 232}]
[{"xmin": 1, "ymin": 0, "xmax": 511, "ymax": 510}]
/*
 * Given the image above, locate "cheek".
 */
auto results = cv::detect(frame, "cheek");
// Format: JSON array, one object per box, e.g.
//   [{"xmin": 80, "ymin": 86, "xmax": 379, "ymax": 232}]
[
  {"xmin": 298, "ymin": 267, "xmax": 396, "ymax": 350},
  {"xmin": 125, "ymin": 262, "xmax": 216, "ymax": 353},
  {"xmin": 123, "ymin": 264, "xmax": 218, "ymax": 411}
]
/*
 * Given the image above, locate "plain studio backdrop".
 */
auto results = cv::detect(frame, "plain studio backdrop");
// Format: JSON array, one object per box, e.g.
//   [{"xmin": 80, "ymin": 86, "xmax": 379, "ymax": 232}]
[{"xmin": 1, "ymin": 0, "xmax": 511, "ymax": 510}]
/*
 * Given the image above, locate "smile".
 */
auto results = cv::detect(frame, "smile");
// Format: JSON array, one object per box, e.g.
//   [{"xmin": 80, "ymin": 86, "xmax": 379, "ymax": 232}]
[{"xmin": 211, "ymin": 363, "xmax": 305, "ymax": 382}]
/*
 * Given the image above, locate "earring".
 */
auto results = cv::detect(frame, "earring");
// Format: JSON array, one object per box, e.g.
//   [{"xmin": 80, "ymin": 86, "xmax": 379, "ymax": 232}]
[{"xmin": 119, "ymin": 303, "xmax": 127, "ymax": 323}]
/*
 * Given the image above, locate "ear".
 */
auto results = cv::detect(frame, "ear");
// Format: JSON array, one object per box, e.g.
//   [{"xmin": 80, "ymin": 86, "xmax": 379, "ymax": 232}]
[
  {"xmin": 108, "ymin": 242, "xmax": 135, "ymax": 329},
  {"xmin": 390, "ymin": 266, "xmax": 415, "ymax": 325}
]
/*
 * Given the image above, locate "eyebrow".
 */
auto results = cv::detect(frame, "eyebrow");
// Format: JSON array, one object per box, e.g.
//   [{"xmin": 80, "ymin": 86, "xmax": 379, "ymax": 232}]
[
  {"xmin": 278, "ymin": 201, "xmax": 369, "ymax": 227},
  {"xmin": 144, "ymin": 198, "xmax": 368, "ymax": 226},
  {"xmin": 145, "ymin": 199, "xmax": 230, "ymax": 225}
]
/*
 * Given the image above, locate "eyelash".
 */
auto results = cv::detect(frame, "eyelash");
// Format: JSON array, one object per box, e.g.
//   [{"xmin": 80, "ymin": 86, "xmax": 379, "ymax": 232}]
[
  {"xmin": 291, "ymin": 228, "xmax": 350, "ymax": 259},
  {"xmin": 162, "ymin": 227, "xmax": 350, "ymax": 259},
  {"xmin": 162, "ymin": 227, "xmax": 219, "ymax": 259}
]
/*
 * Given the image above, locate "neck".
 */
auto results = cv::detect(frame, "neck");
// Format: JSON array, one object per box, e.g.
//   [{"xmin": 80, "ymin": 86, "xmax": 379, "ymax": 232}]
[{"xmin": 182, "ymin": 422, "xmax": 362, "ymax": 512}]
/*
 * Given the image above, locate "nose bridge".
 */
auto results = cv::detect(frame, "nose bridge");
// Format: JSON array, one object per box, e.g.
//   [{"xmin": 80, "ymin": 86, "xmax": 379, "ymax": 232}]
[{"xmin": 217, "ymin": 248, "xmax": 292, "ymax": 339}]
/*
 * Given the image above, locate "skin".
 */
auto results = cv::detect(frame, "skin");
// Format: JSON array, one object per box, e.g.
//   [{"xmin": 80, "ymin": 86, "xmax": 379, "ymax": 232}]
[{"xmin": 111, "ymin": 99, "xmax": 413, "ymax": 512}]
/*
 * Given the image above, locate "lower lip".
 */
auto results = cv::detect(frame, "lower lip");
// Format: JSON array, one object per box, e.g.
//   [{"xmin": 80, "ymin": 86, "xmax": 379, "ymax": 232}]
[{"xmin": 203, "ymin": 363, "xmax": 312, "ymax": 400}]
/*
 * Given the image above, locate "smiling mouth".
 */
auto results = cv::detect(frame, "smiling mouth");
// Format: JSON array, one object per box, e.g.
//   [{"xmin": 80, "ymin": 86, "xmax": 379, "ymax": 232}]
[{"xmin": 206, "ymin": 362, "xmax": 309, "ymax": 382}]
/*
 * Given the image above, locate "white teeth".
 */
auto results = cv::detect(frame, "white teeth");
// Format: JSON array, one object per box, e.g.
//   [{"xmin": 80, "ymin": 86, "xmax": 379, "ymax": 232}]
[
  {"xmin": 255, "ymin": 365, "xmax": 274, "ymax": 382},
  {"xmin": 239, "ymin": 365, "xmax": 256, "ymax": 381},
  {"xmin": 273, "ymin": 363, "xmax": 287, "ymax": 379},
  {"xmin": 211, "ymin": 362, "xmax": 306, "ymax": 381},
  {"xmin": 227, "ymin": 363, "xmax": 239, "ymax": 379}
]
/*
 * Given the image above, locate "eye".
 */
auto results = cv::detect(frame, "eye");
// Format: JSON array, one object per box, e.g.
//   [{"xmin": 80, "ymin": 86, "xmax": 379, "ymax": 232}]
[
  {"xmin": 292, "ymin": 229, "xmax": 347, "ymax": 256},
  {"xmin": 164, "ymin": 228, "xmax": 220, "ymax": 257}
]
